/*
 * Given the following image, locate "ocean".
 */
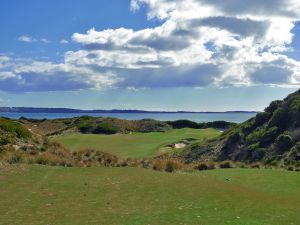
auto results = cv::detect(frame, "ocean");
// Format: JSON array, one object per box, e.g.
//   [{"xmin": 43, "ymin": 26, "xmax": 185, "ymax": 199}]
[{"xmin": 0, "ymin": 112, "xmax": 256, "ymax": 123}]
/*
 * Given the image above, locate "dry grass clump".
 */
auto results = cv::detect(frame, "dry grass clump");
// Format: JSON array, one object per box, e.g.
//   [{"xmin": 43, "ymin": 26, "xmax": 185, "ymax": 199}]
[
  {"xmin": 34, "ymin": 153, "xmax": 71, "ymax": 167},
  {"xmin": 75, "ymin": 149, "xmax": 120, "ymax": 167},
  {"xmin": 250, "ymin": 162, "xmax": 262, "ymax": 169},
  {"xmin": 152, "ymin": 158, "xmax": 184, "ymax": 172},
  {"xmin": 165, "ymin": 159, "xmax": 184, "ymax": 172},
  {"xmin": 219, "ymin": 161, "xmax": 235, "ymax": 169},
  {"xmin": 194, "ymin": 162, "xmax": 216, "ymax": 171},
  {"xmin": 152, "ymin": 159, "xmax": 165, "ymax": 171},
  {"xmin": 6, "ymin": 152, "xmax": 23, "ymax": 164}
]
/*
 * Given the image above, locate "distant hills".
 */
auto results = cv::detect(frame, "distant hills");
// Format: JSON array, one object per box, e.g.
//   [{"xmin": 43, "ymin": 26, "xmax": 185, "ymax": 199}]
[{"xmin": 0, "ymin": 107, "xmax": 257, "ymax": 114}]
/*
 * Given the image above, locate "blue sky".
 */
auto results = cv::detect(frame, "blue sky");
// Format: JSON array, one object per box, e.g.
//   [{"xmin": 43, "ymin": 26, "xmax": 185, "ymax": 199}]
[{"xmin": 0, "ymin": 0, "xmax": 300, "ymax": 111}]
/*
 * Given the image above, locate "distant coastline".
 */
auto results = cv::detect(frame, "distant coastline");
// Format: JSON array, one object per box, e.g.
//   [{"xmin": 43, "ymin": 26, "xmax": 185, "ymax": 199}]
[{"xmin": 0, "ymin": 107, "xmax": 258, "ymax": 114}]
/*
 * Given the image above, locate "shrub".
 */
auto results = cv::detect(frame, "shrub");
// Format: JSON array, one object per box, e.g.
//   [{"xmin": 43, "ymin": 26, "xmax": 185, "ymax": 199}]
[
  {"xmin": 7, "ymin": 152, "xmax": 23, "ymax": 164},
  {"xmin": 152, "ymin": 160, "xmax": 165, "ymax": 171},
  {"xmin": 265, "ymin": 100, "xmax": 283, "ymax": 114},
  {"xmin": 165, "ymin": 159, "xmax": 184, "ymax": 172},
  {"xmin": 246, "ymin": 127, "xmax": 278, "ymax": 146},
  {"xmin": 0, "ymin": 118, "xmax": 31, "ymax": 139},
  {"xmin": 250, "ymin": 163, "xmax": 262, "ymax": 168},
  {"xmin": 78, "ymin": 124, "xmax": 94, "ymax": 133},
  {"xmin": 78, "ymin": 122, "xmax": 118, "ymax": 134},
  {"xmin": 250, "ymin": 148, "xmax": 266, "ymax": 161},
  {"xmin": 268, "ymin": 107, "xmax": 289, "ymax": 130},
  {"xmin": 138, "ymin": 119, "xmax": 171, "ymax": 133},
  {"xmin": 0, "ymin": 131, "xmax": 15, "ymax": 145},
  {"xmin": 267, "ymin": 160, "xmax": 278, "ymax": 167},
  {"xmin": 35, "ymin": 153, "xmax": 61, "ymax": 166},
  {"xmin": 227, "ymin": 132, "xmax": 242, "ymax": 143},
  {"xmin": 248, "ymin": 143, "xmax": 260, "ymax": 151},
  {"xmin": 119, "ymin": 160, "xmax": 128, "ymax": 167},
  {"xmin": 275, "ymin": 134, "xmax": 293, "ymax": 150},
  {"xmin": 219, "ymin": 161, "xmax": 234, "ymax": 169},
  {"xmin": 166, "ymin": 120, "xmax": 201, "ymax": 129},
  {"xmin": 194, "ymin": 162, "xmax": 209, "ymax": 171},
  {"xmin": 253, "ymin": 112, "xmax": 271, "ymax": 127},
  {"xmin": 238, "ymin": 163, "xmax": 247, "ymax": 168},
  {"xmin": 75, "ymin": 149, "xmax": 120, "ymax": 167},
  {"xmin": 93, "ymin": 122, "xmax": 118, "ymax": 134},
  {"xmin": 205, "ymin": 121, "xmax": 235, "ymax": 129},
  {"xmin": 194, "ymin": 162, "xmax": 216, "ymax": 171}
]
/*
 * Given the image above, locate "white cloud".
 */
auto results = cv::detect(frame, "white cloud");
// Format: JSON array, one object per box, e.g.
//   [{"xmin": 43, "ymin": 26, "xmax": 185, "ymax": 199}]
[
  {"xmin": 18, "ymin": 35, "xmax": 36, "ymax": 43},
  {"xmin": 2, "ymin": 0, "xmax": 300, "ymax": 92},
  {"xmin": 18, "ymin": 35, "xmax": 50, "ymax": 43},
  {"xmin": 40, "ymin": 38, "xmax": 50, "ymax": 43},
  {"xmin": 0, "ymin": 55, "xmax": 118, "ymax": 92},
  {"xmin": 60, "ymin": 39, "xmax": 69, "ymax": 44}
]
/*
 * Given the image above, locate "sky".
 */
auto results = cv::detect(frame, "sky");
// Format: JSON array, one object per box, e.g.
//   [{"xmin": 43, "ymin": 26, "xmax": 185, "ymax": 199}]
[{"xmin": 1, "ymin": 0, "xmax": 300, "ymax": 111}]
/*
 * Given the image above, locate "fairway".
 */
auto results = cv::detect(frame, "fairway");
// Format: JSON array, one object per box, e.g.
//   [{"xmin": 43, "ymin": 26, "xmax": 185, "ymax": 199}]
[
  {"xmin": 0, "ymin": 165, "xmax": 299, "ymax": 225},
  {"xmin": 53, "ymin": 128, "xmax": 220, "ymax": 158}
]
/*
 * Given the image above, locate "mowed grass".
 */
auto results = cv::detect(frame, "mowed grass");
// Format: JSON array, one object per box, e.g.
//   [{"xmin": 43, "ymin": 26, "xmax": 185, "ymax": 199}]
[
  {"xmin": 0, "ymin": 165, "xmax": 299, "ymax": 225},
  {"xmin": 53, "ymin": 128, "xmax": 220, "ymax": 158}
]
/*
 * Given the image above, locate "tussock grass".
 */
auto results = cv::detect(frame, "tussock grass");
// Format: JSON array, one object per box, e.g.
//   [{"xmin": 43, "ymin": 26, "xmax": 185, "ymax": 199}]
[{"xmin": 152, "ymin": 159, "xmax": 184, "ymax": 172}]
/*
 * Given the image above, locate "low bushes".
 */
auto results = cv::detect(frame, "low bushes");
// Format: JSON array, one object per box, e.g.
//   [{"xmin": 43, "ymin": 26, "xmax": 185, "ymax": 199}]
[
  {"xmin": 152, "ymin": 159, "xmax": 166, "ymax": 171},
  {"xmin": 194, "ymin": 162, "xmax": 216, "ymax": 171},
  {"xmin": 79, "ymin": 122, "xmax": 118, "ymax": 135},
  {"xmin": 0, "ymin": 118, "xmax": 32, "ymax": 145},
  {"xmin": 250, "ymin": 162, "xmax": 262, "ymax": 168},
  {"xmin": 76, "ymin": 117, "xmax": 171, "ymax": 135},
  {"xmin": 7, "ymin": 152, "xmax": 23, "ymax": 164},
  {"xmin": 152, "ymin": 159, "xmax": 184, "ymax": 172},
  {"xmin": 165, "ymin": 159, "xmax": 184, "ymax": 172},
  {"xmin": 275, "ymin": 134, "xmax": 293, "ymax": 150},
  {"xmin": 166, "ymin": 120, "xmax": 235, "ymax": 130},
  {"xmin": 0, "ymin": 118, "xmax": 31, "ymax": 139},
  {"xmin": 219, "ymin": 161, "xmax": 234, "ymax": 169}
]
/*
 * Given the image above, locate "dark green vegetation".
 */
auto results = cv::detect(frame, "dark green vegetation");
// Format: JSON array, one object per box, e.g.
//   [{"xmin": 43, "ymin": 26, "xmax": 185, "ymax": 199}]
[
  {"xmin": 75, "ymin": 117, "xmax": 172, "ymax": 134},
  {"xmin": 185, "ymin": 89, "xmax": 300, "ymax": 170},
  {"xmin": 0, "ymin": 118, "xmax": 31, "ymax": 145},
  {"xmin": 166, "ymin": 120, "xmax": 235, "ymax": 130},
  {"xmin": 0, "ymin": 165, "xmax": 299, "ymax": 225},
  {"xmin": 53, "ymin": 128, "xmax": 219, "ymax": 158}
]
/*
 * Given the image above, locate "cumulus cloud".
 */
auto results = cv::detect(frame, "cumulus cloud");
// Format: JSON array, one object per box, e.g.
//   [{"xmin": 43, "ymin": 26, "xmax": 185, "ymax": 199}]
[
  {"xmin": 2, "ymin": 0, "xmax": 300, "ymax": 92},
  {"xmin": 0, "ymin": 56, "xmax": 118, "ymax": 92}
]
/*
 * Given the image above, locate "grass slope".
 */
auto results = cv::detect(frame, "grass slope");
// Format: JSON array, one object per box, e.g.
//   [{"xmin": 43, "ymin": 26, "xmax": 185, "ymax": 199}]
[
  {"xmin": 0, "ymin": 165, "xmax": 299, "ymax": 225},
  {"xmin": 53, "ymin": 128, "xmax": 220, "ymax": 158}
]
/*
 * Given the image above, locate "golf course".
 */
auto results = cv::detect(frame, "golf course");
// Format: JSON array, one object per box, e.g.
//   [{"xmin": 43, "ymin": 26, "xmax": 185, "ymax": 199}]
[
  {"xmin": 2, "ymin": 89, "xmax": 300, "ymax": 225},
  {"xmin": 2, "ymin": 0, "xmax": 300, "ymax": 224},
  {"xmin": 53, "ymin": 128, "xmax": 220, "ymax": 158}
]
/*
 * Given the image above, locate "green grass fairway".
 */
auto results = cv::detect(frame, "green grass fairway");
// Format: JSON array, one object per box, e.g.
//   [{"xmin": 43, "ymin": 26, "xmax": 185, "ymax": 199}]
[
  {"xmin": 0, "ymin": 166, "xmax": 299, "ymax": 225},
  {"xmin": 53, "ymin": 128, "xmax": 220, "ymax": 158}
]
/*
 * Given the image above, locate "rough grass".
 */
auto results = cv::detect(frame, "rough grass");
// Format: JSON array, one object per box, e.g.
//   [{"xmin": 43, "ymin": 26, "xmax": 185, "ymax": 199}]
[
  {"xmin": 0, "ymin": 165, "xmax": 299, "ymax": 225},
  {"xmin": 52, "ymin": 128, "xmax": 220, "ymax": 158}
]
